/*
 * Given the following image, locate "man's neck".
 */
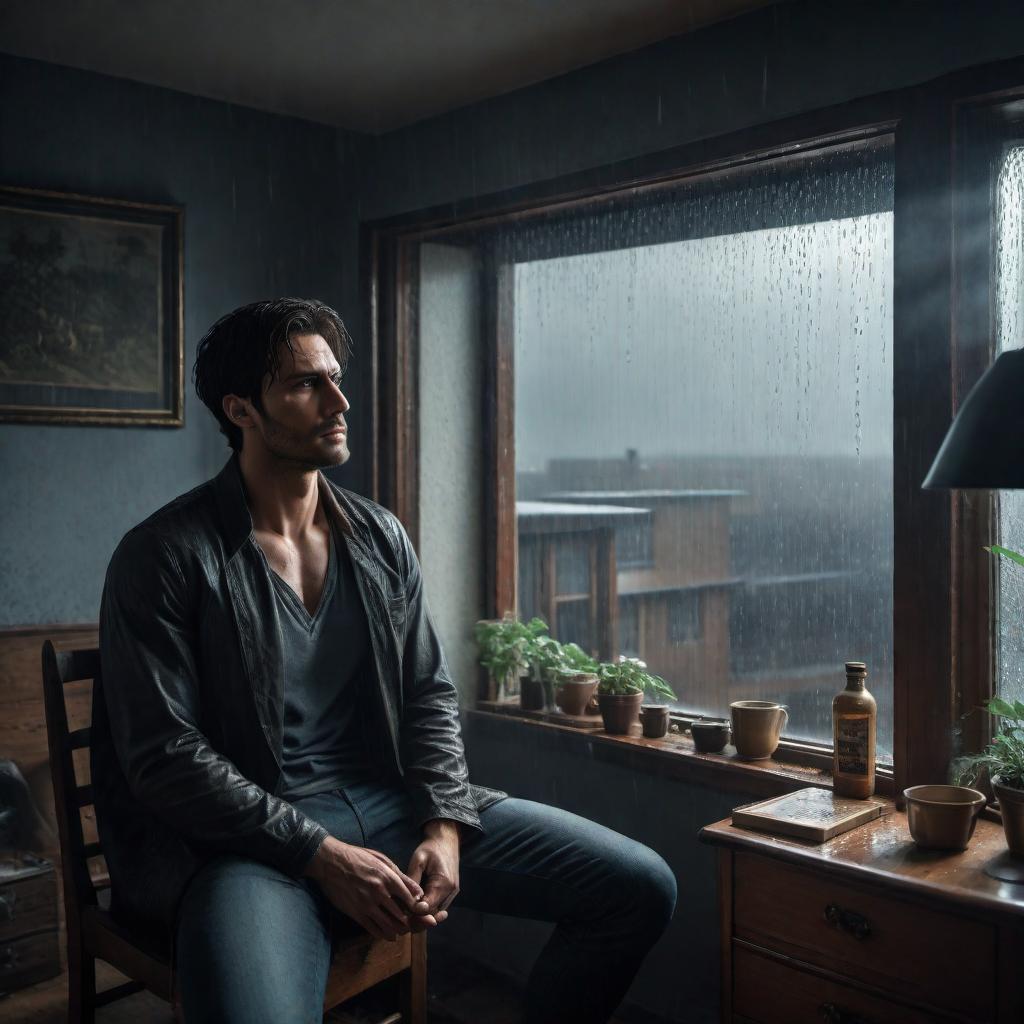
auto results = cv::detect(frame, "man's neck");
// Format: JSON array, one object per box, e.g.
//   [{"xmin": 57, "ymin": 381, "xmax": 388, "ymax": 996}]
[{"xmin": 238, "ymin": 446, "xmax": 323, "ymax": 540}]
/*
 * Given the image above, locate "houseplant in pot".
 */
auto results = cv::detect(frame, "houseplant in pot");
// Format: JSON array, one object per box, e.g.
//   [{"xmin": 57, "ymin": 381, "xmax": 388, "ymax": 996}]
[
  {"xmin": 521, "ymin": 635, "xmax": 598, "ymax": 713},
  {"xmin": 596, "ymin": 657, "xmax": 677, "ymax": 735},
  {"xmin": 954, "ymin": 696, "xmax": 1024, "ymax": 859},
  {"xmin": 549, "ymin": 643, "xmax": 600, "ymax": 717},
  {"xmin": 475, "ymin": 615, "xmax": 547, "ymax": 706}
]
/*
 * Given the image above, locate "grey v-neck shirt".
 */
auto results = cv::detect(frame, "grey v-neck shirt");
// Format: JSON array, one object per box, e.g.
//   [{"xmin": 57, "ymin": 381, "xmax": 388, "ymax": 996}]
[{"xmin": 255, "ymin": 527, "xmax": 378, "ymax": 801}]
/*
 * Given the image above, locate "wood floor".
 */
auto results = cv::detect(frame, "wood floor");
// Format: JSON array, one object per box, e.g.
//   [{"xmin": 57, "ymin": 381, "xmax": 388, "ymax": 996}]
[
  {"xmin": 0, "ymin": 950, "xmax": 520, "ymax": 1024},
  {"xmin": 2, "ymin": 961, "xmax": 174, "ymax": 1024},
  {"xmin": 1, "ymin": 944, "xmax": 634, "ymax": 1024}
]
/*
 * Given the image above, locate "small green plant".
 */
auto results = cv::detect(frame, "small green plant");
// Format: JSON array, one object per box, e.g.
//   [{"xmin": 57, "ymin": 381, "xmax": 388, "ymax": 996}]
[
  {"xmin": 531, "ymin": 638, "xmax": 599, "ymax": 682},
  {"xmin": 526, "ymin": 634, "xmax": 565, "ymax": 681},
  {"xmin": 954, "ymin": 697, "xmax": 1024, "ymax": 791},
  {"xmin": 596, "ymin": 656, "xmax": 677, "ymax": 701},
  {"xmin": 559, "ymin": 642, "xmax": 599, "ymax": 674},
  {"xmin": 474, "ymin": 615, "xmax": 548, "ymax": 691}
]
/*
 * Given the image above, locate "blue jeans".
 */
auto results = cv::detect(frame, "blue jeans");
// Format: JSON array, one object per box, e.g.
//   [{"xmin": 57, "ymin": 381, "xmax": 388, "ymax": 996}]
[{"xmin": 176, "ymin": 781, "xmax": 676, "ymax": 1024}]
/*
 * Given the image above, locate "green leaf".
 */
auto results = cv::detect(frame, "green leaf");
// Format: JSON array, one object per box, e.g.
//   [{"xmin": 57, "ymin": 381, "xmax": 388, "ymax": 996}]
[
  {"xmin": 988, "ymin": 697, "xmax": 1018, "ymax": 719},
  {"xmin": 987, "ymin": 545, "xmax": 1024, "ymax": 568}
]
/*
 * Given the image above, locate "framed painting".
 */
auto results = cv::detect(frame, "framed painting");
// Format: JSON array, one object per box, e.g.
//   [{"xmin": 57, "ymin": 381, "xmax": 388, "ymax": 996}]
[{"xmin": 0, "ymin": 185, "xmax": 183, "ymax": 426}]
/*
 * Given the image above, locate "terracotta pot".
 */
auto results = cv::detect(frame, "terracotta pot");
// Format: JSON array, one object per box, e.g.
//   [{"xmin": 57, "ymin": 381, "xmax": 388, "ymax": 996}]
[
  {"xmin": 598, "ymin": 691, "xmax": 643, "ymax": 735},
  {"xmin": 690, "ymin": 720, "xmax": 731, "ymax": 753},
  {"xmin": 903, "ymin": 785, "xmax": 986, "ymax": 851},
  {"xmin": 640, "ymin": 704, "xmax": 670, "ymax": 739},
  {"xmin": 994, "ymin": 777, "xmax": 1024, "ymax": 858},
  {"xmin": 554, "ymin": 673, "xmax": 599, "ymax": 716}
]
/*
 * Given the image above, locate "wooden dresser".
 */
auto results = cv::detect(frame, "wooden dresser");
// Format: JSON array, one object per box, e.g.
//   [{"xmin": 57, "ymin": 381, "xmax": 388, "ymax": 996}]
[
  {"xmin": 0, "ymin": 857, "xmax": 60, "ymax": 996},
  {"xmin": 701, "ymin": 808, "xmax": 1024, "ymax": 1024}
]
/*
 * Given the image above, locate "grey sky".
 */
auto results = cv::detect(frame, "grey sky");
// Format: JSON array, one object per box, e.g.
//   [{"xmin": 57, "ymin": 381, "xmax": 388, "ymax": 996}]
[{"xmin": 514, "ymin": 213, "xmax": 893, "ymax": 471}]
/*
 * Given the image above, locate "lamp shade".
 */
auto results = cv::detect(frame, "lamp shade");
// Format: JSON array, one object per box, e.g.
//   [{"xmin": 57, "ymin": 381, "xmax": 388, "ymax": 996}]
[{"xmin": 923, "ymin": 348, "xmax": 1024, "ymax": 489}]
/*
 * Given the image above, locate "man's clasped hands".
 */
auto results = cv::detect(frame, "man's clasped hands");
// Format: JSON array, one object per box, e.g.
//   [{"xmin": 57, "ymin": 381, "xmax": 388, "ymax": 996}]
[{"xmin": 304, "ymin": 818, "xmax": 462, "ymax": 941}]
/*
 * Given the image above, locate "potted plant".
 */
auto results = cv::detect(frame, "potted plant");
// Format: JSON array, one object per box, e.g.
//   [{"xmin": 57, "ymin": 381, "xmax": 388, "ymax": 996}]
[
  {"xmin": 954, "ymin": 697, "xmax": 1024, "ymax": 858},
  {"xmin": 595, "ymin": 657, "xmax": 677, "ymax": 735},
  {"xmin": 523, "ymin": 632, "xmax": 563, "ymax": 710},
  {"xmin": 474, "ymin": 615, "xmax": 544, "ymax": 706},
  {"xmin": 549, "ymin": 643, "xmax": 600, "ymax": 717}
]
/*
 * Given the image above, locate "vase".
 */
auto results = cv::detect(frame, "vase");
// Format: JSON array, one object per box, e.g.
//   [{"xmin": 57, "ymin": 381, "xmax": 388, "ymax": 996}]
[{"xmin": 520, "ymin": 675, "xmax": 546, "ymax": 711}]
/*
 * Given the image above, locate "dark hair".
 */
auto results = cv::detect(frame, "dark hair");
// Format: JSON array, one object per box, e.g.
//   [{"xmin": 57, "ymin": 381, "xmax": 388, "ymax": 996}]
[{"xmin": 193, "ymin": 298, "xmax": 353, "ymax": 452}]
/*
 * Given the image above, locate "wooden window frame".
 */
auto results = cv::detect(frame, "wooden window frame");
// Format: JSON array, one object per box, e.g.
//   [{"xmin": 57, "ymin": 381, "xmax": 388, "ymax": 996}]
[{"xmin": 364, "ymin": 57, "xmax": 1024, "ymax": 795}]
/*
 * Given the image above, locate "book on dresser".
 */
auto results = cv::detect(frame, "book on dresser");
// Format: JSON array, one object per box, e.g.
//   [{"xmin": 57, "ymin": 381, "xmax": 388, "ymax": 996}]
[{"xmin": 731, "ymin": 786, "xmax": 884, "ymax": 842}]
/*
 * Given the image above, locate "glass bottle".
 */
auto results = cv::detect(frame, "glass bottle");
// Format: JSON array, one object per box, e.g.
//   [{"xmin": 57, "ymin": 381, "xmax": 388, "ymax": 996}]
[{"xmin": 832, "ymin": 661, "xmax": 876, "ymax": 799}]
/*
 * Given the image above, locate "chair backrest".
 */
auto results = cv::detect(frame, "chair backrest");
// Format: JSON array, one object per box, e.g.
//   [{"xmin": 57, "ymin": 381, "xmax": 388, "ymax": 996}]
[{"xmin": 40, "ymin": 640, "xmax": 108, "ymax": 934}]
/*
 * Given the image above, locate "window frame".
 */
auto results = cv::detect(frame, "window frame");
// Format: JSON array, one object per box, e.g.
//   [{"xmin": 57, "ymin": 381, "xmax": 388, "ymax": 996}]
[{"xmin": 364, "ymin": 60, "xmax": 1024, "ymax": 795}]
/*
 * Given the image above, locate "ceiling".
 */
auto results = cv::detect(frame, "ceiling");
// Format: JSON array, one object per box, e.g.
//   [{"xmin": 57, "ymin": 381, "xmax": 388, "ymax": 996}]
[{"xmin": 0, "ymin": 0, "xmax": 777, "ymax": 133}]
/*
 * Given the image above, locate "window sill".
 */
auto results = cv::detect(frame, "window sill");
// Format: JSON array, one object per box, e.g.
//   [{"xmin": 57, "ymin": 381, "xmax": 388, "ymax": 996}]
[{"xmin": 472, "ymin": 701, "xmax": 895, "ymax": 799}]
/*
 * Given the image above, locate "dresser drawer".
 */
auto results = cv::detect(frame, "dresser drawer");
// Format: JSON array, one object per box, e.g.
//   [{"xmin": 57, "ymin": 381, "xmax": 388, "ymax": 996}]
[
  {"xmin": 733, "ymin": 943, "xmax": 961, "ymax": 1024},
  {"xmin": 0, "ymin": 870, "xmax": 58, "ymax": 943},
  {"xmin": 0, "ymin": 928, "xmax": 60, "ymax": 994},
  {"xmin": 733, "ymin": 852, "xmax": 995, "ymax": 1021}
]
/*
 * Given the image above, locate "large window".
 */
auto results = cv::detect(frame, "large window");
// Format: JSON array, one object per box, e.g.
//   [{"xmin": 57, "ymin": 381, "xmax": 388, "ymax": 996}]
[
  {"xmin": 375, "ymin": 67, "xmax": 1024, "ymax": 789},
  {"xmin": 510, "ymin": 143, "xmax": 894, "ymax": 757}
]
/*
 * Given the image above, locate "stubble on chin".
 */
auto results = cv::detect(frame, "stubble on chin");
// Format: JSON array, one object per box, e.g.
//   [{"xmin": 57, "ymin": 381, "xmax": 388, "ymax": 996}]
[{"xmin": 262, "ymin": 424, "xmax": 350, "ymax": 471}]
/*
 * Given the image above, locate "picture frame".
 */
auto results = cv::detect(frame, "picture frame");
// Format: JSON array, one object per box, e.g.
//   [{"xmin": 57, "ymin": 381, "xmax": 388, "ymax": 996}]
[{"xmin": 0, "ymin": 184, "xmax": 184, "ymax": 426}]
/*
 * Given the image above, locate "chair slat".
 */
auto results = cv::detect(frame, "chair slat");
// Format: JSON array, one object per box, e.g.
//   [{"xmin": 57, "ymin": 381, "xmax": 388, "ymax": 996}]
[
  {"xmin": 83, "ymin": 842, "xmax": 103, "ymax": 859},
  {"xmin": 67, "ymin": 726, "xmax": 91, "ymax": 750},
  {"xmin": 76, "ymin": 784, "xmax": 94, "ymax": 807},
  {"xmin": 57, "ymin": 647, "xmax": 101, "ymax": 684},
  {"xmin": 94, "ymin": 981, "xmax": 146, "ymax": 1008}
]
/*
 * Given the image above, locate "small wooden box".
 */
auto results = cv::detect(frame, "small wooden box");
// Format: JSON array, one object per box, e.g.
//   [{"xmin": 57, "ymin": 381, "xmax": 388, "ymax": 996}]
[{"xmin": 0, "ymin": 857, "xmax": 60, "ymax": 996}]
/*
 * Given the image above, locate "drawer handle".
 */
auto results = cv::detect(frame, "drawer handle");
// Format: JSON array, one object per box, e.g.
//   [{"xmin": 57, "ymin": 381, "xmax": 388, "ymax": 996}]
[
  {"xmin": 0, "ymin": 891, "xmax": 14, "ymax": 921},
  {"xmin": 824, "ymin": 902, "xmax": 871, "ymax": 940},
  {"xmin": 820, "ymin": 1002, "xmax": 870, "ymax": 1024}
]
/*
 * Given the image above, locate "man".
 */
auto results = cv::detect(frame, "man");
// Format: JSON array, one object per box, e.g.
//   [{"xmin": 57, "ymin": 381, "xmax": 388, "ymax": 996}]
[{"xmin": 92, "ymin": 297, "xmax": 676, "ymax": 1024}]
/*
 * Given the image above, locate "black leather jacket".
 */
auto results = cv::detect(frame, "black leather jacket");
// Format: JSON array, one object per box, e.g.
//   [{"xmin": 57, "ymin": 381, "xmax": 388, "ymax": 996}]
[{"xmin": 91, "ymin": 455, "xmax": 504, "ymax": 941}]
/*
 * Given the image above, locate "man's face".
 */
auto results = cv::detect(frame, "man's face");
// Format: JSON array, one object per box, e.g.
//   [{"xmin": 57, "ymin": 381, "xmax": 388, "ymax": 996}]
[{"xmin": 244, "ymin": 332, "xmax": 351, "ymax": 469}]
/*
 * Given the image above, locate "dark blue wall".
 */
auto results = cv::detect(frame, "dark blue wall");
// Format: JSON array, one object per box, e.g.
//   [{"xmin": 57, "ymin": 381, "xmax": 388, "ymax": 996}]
[
  {"xmin": 0, "ymin": 55, "xmax": 368, "ymax": 626},
  {"xmin": 358, "ymin": 0, "xmax": 1024, "ymax": 220}
]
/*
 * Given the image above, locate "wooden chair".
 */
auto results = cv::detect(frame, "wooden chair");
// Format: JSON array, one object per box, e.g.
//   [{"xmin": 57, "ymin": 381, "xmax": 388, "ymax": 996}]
[{"xmin": 40, "ymin": 640, "xmax": 427, "ymax": 1023}]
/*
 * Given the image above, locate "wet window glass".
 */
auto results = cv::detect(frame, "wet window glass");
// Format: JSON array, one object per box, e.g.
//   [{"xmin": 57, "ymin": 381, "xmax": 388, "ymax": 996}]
[
  {"xmin": 995, "ymin": 145, "xmax": 1024, "ymax": 707},
  {"xmin": 511, "ymin": 142, "xmax": 894, "ymax": 758}
]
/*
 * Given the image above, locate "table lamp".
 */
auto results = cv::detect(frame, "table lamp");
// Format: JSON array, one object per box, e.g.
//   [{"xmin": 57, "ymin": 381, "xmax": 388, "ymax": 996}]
[{"xmin": 923, "ymin": 348, "xmax": 1024, "ymax": 489}]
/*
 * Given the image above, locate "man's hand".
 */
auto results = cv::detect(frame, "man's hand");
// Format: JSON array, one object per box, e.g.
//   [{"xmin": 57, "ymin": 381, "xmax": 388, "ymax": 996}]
[
  {"xmin": 407, "ymin": 819, "xmax": 461, "ymax": 930},
  {"xmin": 305, "ymin": 836, "xmax": 437, "ymax": 941}
]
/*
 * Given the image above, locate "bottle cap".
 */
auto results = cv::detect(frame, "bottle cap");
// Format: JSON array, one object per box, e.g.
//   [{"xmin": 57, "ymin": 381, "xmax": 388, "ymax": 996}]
[{"xmin": 845, "ymin": 661, "xmax": 867, "ymax": 674}]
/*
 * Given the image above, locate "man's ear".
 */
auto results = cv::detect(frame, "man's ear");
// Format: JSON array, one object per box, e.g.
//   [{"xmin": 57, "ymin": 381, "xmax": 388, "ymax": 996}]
[{"xmin": 222, "ymin": 394, "xmax": 257, "ymax": 431}]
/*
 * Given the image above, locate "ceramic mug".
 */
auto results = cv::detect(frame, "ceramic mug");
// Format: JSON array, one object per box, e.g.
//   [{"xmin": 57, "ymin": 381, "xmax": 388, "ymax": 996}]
[
  {"xmin": 730, "ymin": 700, "xmax": 788, "ymax": 760},
  {"xmin": 904, "ymin": 785, "xmax": 986, "ymax": 851}
]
